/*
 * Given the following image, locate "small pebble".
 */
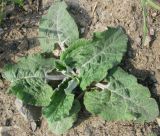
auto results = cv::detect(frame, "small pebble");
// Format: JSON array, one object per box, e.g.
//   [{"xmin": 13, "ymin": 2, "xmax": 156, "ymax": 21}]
[
  {"xmin": 135, "ymin": 36, "xmax": 142, "ymax": 45},
  {"xmin": 0, "ymin": 28, "xmax": 4, "ymax": 35},
  {"xmin": 15, "ymin": 99, "xmax": 27, "ymax": 120},
  {"xmin": 80, "ymin": 27, "xmax": 85, "ymax": 34},
  {"xmin": 15, "ymin": 99, "xmax": 42, "ymax": 121},
  {"xmin": 151, "ymin": 12, "xmax": 157, "ymax": 17},
  {"xmin": 149, "ymin": 28, "xmax": 155, "ymax": 36},
  {"xmin": 156, "ymin": 117, "xmax": 160, "ymax": 127},
  {"xmin": 0, "ymin": 80, "xmax": 4, "ymax": 88},
  {"xmin": 30, "ymin": 121, "xmax": 37, "ymax": 132},
  {"xmin": 42, "ymin": 0, "xmax": 53, "ymax": 9},
  {"xmin": 144, "ymin": 35, "xmax": 151, "ymax": 47}
]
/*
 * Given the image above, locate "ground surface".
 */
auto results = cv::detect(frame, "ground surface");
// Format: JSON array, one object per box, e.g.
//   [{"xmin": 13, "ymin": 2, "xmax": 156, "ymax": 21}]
[{"xmin": 0, "ymin": 0, "xmax": 160, "ymax": 136}]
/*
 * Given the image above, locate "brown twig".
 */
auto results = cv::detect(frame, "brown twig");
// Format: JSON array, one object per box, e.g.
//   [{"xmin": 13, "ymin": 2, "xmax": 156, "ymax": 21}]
[{"xmin": 92, "ymin": 2, "xmax": 98, "ymax": 17}]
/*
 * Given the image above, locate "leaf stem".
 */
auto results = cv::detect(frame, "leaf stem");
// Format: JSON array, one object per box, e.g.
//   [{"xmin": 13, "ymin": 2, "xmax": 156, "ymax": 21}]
[
  {"xmin": 95, "ymin": 83, "xmax": 110, "ymax": 90},
  {"xmin": 45, "ymin": 74, "xmax": 66, "ymax": 81}
]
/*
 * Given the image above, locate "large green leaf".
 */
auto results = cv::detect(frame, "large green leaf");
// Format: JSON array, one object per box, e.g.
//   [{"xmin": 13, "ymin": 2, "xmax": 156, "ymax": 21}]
[
  {"xmin": 47, "ymin": 100, "xmax": 81, "ymax": 135},
  {"xmin": 3, "ymin": 54, "xmax": 56, "ymax": 106},
  {"xmin": 43, "ymin": 79, "xmax": 81, "ymax": 134},
  {"xmin": 84, "ymin": 67, "xmax": 159, "ymax": 122},
  {"xmin": 61, "ymin": 27, "xmax": 128, "ymax": 89},
  {"xmin": 43, "ymin": 82, "xmax": 75, "ymax": 122},
  {"xmin": 39, "ymin": 1, "xmax": 79, "ymax": 52}
]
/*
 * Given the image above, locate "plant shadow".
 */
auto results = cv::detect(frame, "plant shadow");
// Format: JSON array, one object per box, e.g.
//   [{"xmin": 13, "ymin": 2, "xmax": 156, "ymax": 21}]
[
  {"xmin": 121, "ymin": 38, "xmax": 160, "ymax": 106},
  {"xmin": 66, "ymin": 0, "xmax": 91, "ymax": 37}
]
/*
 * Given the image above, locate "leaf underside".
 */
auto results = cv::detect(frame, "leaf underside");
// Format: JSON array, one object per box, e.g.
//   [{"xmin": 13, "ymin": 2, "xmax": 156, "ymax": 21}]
[
  {"xmin": 84, "ymin": 67, "xmax": 159, "ymax": 122},
  {"xmin": 3, "ymin": 54, "xmax": 55, "ymax": 106},
  {"xmin": 61, "ymin": 27, "xmax": 128, "ymax": 89},
  {"xmin": 39, "ymin": 1, "xmax": 79, "ymax": 52}
]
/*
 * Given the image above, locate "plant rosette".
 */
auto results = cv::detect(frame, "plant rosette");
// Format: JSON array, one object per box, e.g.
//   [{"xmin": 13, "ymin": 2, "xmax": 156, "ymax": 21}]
[{"xmin": 2, "ymin": 1, "xmax": 159, "ymax": 135}]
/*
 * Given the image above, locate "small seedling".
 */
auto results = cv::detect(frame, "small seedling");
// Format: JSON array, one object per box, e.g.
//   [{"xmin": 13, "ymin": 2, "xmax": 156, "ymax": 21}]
[
  {"xmin": 2, "ymin": 1, "xmax": 159, "ymax": 135},
  {"xmin": 141, "ymin": 0, "xmax": 160, "ymax": 45}
]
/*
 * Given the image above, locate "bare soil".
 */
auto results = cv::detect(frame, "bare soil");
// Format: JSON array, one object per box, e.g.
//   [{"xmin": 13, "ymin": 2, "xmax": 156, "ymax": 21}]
[{"xmin": 0, "ymin": 0, "xmax": 160, "ymax": 136}]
